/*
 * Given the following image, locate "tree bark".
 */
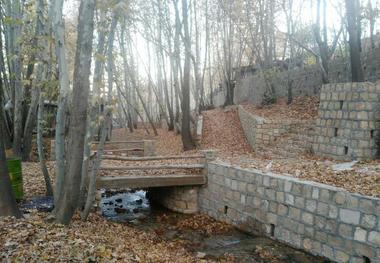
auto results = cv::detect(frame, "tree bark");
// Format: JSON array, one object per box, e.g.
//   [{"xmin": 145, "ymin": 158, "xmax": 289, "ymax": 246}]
[
  {"xmin": 0, "ymin": 76, "xmax": 22, "ymax": 218},
  {"xmin": 22, "ymin": 0, "xmax": 48, "ymax": 161},
  {"xmin": 346, "ymin": 0, "xmax": 364, "ymax": 82},
  {"xmin": 51, "ymin": 0, "xmax": 71, "ymax": 206},
  {"xmin": 54, "ymin": 0, "xmax": 95, "ymax": 224},
  {"xmin": 37, "ymin": 91, "xmax": 54, "ymax": 197},
  {"xmin": 180, "ymin": 0, "xmax": 195, "ymax": 151}
]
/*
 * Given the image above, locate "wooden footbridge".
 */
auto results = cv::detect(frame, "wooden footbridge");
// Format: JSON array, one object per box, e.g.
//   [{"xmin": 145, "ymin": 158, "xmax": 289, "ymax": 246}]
[{"xmin": 92, "ymin": 140, "xmax": 216, "ymax": 190}]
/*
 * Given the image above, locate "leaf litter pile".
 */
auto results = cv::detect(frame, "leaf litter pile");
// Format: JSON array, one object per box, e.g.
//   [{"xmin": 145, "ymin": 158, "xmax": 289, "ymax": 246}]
[
  {"xmin": 242, "ymin": 96, "xmax": 319, "ymax": 120},
  {"xmin": 0, "ymin": 212, "xmax": 218, "ymax": 262}
]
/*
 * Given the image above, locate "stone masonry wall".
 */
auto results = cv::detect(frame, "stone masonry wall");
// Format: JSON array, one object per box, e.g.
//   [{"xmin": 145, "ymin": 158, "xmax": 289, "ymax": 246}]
[
  {"xmin": 149, "ymin": 186, "xmax": 199, "ymax": 214},
  {"xmin": 313, "ymin": 82, "xmax": 380, "ymax": 160},
  {"xmin": 199, "ymin": 162, "xmax": 380, "ymax": 263},
  {"xmin": 238, "ymin": 105, "xmax": 313, "ymax": 152}
]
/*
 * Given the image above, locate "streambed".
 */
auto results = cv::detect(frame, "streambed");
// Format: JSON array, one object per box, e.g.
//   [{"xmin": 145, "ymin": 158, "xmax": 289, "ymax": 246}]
[{"xmin": 100, "ymin": 190, "xmax": 328, "ymax": 263}]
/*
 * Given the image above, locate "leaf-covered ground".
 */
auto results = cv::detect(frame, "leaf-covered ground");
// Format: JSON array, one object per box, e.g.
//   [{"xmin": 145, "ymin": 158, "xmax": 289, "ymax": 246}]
[
  {"xmin": 0, "ymin": 211, "xmax": 235, "ymax": 262},
  {"xmin": 242, "ymin": 96, "xmax": 319, "ymax": 120}
]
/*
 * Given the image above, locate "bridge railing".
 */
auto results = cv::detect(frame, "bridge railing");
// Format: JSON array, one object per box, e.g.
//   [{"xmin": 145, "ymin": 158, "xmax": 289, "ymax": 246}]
[{"xmin": 92, "ymin": 140, "xmax": 156, "ymax": 157}]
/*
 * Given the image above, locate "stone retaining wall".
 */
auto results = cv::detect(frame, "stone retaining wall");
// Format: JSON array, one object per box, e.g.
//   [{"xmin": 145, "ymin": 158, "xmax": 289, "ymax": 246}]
[
  {"xmin": 199, "ymin": 162, "xmax": 380, "ymax": 263},
  {"xmin": 149, "ymin": 186, "xmax": 199, "ymax": 214},
  {"xmin": 237, "ymin": 105, "xmax": 312, "ymax": 151},
  {"xmin": 312, "ymin": 82, "xmax": 380, "ymax": 160}
]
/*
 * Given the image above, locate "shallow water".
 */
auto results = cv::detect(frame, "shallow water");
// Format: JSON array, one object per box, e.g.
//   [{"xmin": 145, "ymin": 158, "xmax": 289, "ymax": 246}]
[{"xmin": 100, "ymin": 190, "xmax": 328, "ymax": 263}]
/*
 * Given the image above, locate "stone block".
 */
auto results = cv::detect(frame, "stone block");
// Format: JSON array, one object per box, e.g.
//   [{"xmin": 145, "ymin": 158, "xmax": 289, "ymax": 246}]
[
  {"xmin": 294, "ymin": 196, "xmax": 305, "ymax": 209},
  {"xmin": 329, "ymin": 205, "xmax": 338, "ymax": 219},
  {"xmin": 339, "ymin": 209, "xmax": 360, "ymax": 225},
  {"xmin": 292, "ymin": 183, "xmax": 303, "ymax": 195},
  {"xmin": 359, "ymin": 198, "xmax": 375, "ymax": 214},
  {"xmin": 335, "ymin": 250, "xmax": 350, "ymax": 263},
  {"xmin": 276, "ymin": 192, "xmax": 285, "ymax": 203},
  {"xmin": 317, "ymin": 202, "xmax": 329, "ymax": 216},
  {"xmin": 320, "ymin": 189, "xmax": 331, "ymax": 202},
  {"xmin": 354, "ymin": 227, "xmax": 367, "ymax": 242},
  {"xmin": 322, "ymin": 245, "xmax": 334, "ymax": 259},
  {"xmin": 268, "ymin": 201, "xmax": 278, "ymax": 213},
  {"xmin": 305, "ymin": 200, "xmax": 317, "ymax": 212},
  {"xmin": 312, "ymin": 188, "xmax": 320, "ymax": 199},
  {"xmin": 368, "ymin": 231, "xmax": 380, "ymax": 246},
  {"xmin": 238, "ymin": 181, "xmax": 247, "ymax": 192},
  {"xmin": 301, "ymin": 212, "xmax": 314, "ymax": 225},
  {"xmin": 231, "ymin": 180, "xmax": 238, "ymax": 190},
  {"xmin": 328, "ymin": 235, "xmax": 344, "ymax": 248},
  {"xmin": 263, "ymin": 177, "xmax": 270, "ymax": 187},
  {"xmin": 361, "ymin": 214, "xmax": 377, "ymax": 229},
  {"xmin": 285, "ymin": 194, "xmax": 295, "ymax": 206},
  {"xmin": 284, "ymin": 181, "xmax": 292, "ymax": 192},
  {"xmin": 289, "ymin": 207, "xmax": 301, "ymax": 220},
  {"xmin": 338, "ymin": 223, "xmax": 353, "ymax": 239},
  {"xmin": 334, "ymin": 192, "xmax": 346, "ymax": 205},
  {"xmin": 278, "ymin": 204, "xmax": 288, "ymax": 216}
]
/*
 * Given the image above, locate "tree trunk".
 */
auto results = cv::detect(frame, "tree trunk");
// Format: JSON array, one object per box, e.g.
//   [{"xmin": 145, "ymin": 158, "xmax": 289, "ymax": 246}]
[
  {"xmin": 37, "ymin": 91, "xmax": 54, "ymax": 197},
  {"xmin": 0, "ymin": 77, "xmax": 22, "ymax": 218},
  {"xmin": 346, "ymin": 0, "xmax": 364, "ymax": 82},
  {"xmin": 106, "ymin": 14, "xmax": 118, "ymax": 140},
  {"xmin": 181, "ymin": 0, "xmax": 195, "ymax": 151},
  {"xmin": 51, "ymin": 0, "xmax": 71, "ymax": 205},
  {"xmin": 54, "ymin": 0, "xmax": 95, "ymax": 224},
  {"xmin": 10, "ymin": 0, "xmax": 24, "ymax": 159},
  {"xmin": 22, "ymin": 0, "xmax": 48, "ymax": 161}
]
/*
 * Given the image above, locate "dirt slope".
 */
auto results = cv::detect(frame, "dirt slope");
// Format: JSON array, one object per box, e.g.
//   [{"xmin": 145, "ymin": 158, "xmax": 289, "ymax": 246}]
[{"xmin": 200, "ymin": 107, "xmax": 252, "ymax": 157}]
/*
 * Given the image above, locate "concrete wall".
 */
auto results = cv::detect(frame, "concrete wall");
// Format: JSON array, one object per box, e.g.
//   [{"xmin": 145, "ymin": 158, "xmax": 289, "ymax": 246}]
[
  {"xmin": 199, "ymin": 162, "xmax": 380, "ymax": 263},
  {"xmin": 313, "ymin": 82, "xmax": 380, "ymax": 160}
]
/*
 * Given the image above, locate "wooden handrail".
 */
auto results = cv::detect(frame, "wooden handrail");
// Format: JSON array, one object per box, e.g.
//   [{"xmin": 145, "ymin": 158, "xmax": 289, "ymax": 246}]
[
  {"xmin": 102, "ymin": 154, "xmax": 205, "ymax": 161},
  {"xmin": 103, "ymin": 148, "xmax": 144, "ymax": 152},
  {"xmin": 99, "ymin": 164, "xmax": 205, "ymax": 171},
  {"xmin": 92, "ymin": 140, "xmax": 146, "ymax": 144}
]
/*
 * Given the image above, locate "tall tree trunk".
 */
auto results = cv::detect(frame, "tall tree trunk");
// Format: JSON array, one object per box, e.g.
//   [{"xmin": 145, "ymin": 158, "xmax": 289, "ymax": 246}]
[
  {"xmin": 346, "ymin": 0, "xmax": 364, "ymax": 82},
  {"xmin": 22, "ymin": 0, "xmax": 48, "ymax": 161},
  {"xmin": 11, "ymin": 0, "xmax": 24, "ymax": 158},
  {"xmin": 54, "ymin": 0, "xmax": 95, "ymax": 224},
  {"xmin": 106, "ymin": 14, "xmax": 118, "ymax": 140},
  {"xmin": 37, "ymin": 91, "xmax": 54, "ymax": 197},
  {"xmin": 51, "ymin": 0, "xmax": 71, "ymax": 205},
  {"xmin": 0, "ymin": 77, "xmax": 22, "ymax": 218},
  {"xmin": 181, "ymin": 0, "xmax": 195, "ymax": 151}
]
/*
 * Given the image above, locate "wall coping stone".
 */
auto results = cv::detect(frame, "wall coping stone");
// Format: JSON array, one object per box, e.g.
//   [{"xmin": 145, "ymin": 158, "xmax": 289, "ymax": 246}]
[{"xmin": 209, "ymin": 160, "xmax": 380, "ymax": 203}]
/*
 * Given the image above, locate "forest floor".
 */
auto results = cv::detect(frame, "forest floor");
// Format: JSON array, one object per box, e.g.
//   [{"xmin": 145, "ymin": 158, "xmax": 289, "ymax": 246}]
[{"xmin": 1, "ymin": 97, "xmax": 379, "ymax": 262}]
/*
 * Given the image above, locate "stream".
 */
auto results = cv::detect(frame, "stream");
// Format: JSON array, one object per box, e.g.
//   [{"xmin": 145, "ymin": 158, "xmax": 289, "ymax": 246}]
[{"xmin": 100, "ymin": 190, "xmax": 329, "ymax": 263}]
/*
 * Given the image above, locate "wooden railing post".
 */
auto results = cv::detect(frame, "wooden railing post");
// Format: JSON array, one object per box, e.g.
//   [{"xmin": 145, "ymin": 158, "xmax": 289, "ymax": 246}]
[{"xmin": 143, "ymin": 140, "xmax": 156, "ymax": 156}]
